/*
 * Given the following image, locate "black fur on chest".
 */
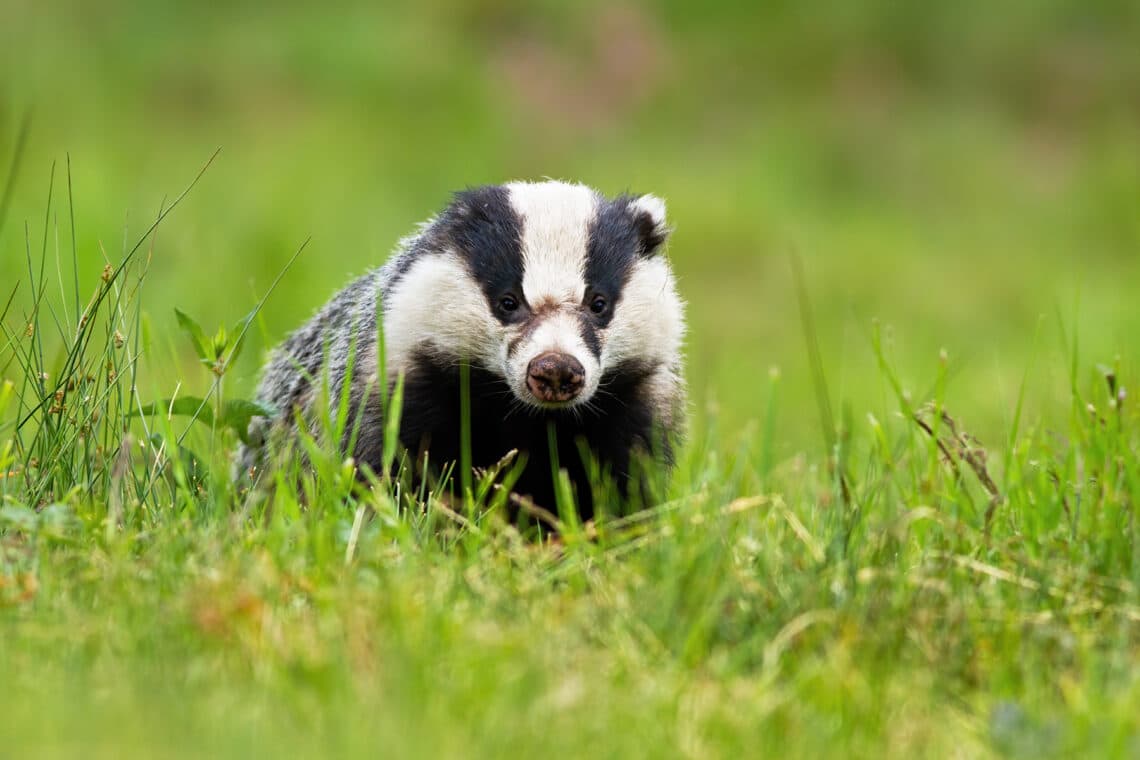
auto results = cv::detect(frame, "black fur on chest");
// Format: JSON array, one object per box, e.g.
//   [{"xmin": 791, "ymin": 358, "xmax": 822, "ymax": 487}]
[{"xmin": 356, "ymin": 351, "xmax": 666, "ymax": 521}]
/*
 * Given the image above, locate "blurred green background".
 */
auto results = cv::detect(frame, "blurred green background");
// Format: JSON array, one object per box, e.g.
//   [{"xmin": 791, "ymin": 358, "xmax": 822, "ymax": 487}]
[{"xmin": 3, "ymin": 0, "xmax": 1138, "ymax": 454}]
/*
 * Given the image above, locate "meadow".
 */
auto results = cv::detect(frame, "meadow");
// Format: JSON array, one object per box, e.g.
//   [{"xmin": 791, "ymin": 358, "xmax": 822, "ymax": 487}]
[{"xmin": 2, "ymin": 2, "xmax": 1139, "ymax": 756}]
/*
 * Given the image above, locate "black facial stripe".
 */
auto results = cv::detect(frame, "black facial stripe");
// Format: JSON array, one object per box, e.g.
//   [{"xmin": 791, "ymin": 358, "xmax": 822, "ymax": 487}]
[
  {"xmin": 434, "ymin": 185, "xmax": 525, "ymax": 323},
  {"xmin": 585, "ymin": 195, "xmax": 643, "ymax": 327},
  {"xmin": 578, "ymin": 312, "xmax": 601, "ymax": 359}
]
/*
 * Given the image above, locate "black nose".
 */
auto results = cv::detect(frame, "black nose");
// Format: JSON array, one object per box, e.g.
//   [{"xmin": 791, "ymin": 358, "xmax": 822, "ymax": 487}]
[{"xmin": 526, "ymin": 352, "xmax": 585, "ymax": 403}]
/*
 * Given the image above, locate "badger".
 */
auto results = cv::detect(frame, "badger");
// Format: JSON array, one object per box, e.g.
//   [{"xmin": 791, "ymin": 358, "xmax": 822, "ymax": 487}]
[{"xmin": 237, "ymin": 180, "xmax": 686, "ymax": 520}]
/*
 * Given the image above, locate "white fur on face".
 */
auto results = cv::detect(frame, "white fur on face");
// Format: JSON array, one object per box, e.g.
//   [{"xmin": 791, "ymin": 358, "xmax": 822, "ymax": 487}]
[
  {"xmin": 603, "ymin": 256, "xmax": 685, "ymax": 370},
  {"xmin": 382, "ymin": 251, "xmax": 502, "ymax": 376},
  {"xmin": 383, "ymin": 183, "xmax": 683, "ymax": 414},
  {"xmin": 608, "ymin": 194, "xmax": 681, "ymax": 372},
  {"xmin": 507, "ymin": 181, "xmax": 595, "ymax": 307},
  {"xmin": 503, "ymin": 181, "xmax": 602, "ymax": 408},
  {"xmin": 505, "ymin": 308, "xmax": 602, "ymax": 409}
]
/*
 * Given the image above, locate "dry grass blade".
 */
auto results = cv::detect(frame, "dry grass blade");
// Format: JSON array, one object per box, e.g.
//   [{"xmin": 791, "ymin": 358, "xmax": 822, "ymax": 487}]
[
  {"xmin": 913, "ymin": 403, "xmax": 1002, "ymax": 529},
  {"xmin": 509, "ymin": 491, "xmax": 561, "ymax": 531}
]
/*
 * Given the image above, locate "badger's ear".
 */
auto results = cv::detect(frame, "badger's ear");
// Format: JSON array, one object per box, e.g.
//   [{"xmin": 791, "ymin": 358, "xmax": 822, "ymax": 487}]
[{"xmin": 630, "ymin": 194, "xmax": 671, "ymax": 256}]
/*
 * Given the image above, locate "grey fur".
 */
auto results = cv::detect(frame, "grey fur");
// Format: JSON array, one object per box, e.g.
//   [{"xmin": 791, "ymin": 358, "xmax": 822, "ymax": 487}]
[{"xmin": 234, "ymin": 240, "xmax": 420, "ymax": 481}]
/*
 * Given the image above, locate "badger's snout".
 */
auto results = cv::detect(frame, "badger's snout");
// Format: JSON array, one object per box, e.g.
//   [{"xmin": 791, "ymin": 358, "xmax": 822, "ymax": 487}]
[{"xmin": 526, "ymin": 352, "xmax": 585, "ymax": 403}]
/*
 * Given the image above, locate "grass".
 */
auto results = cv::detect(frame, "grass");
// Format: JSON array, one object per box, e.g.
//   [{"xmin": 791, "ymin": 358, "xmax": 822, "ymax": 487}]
[
  {"xmin": 2, "ymin": 2, "xmax": 1139, "ymax": 756},
  {"xmin": 1, "ymin": 154, "xmax": 1138, "ymax": 758}
]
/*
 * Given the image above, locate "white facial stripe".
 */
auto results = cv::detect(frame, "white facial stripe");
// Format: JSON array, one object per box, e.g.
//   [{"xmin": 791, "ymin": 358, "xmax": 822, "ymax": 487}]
[
  {"xmin": 507, "ymin": 309, "xmax": 601, "ymax": 409},
  {"xmin": 603, "ymin": 257, "xmax": 685, "ymax": 367},
  {"xmin": 507, "ymin": 181, "xmax": 596, "ymax": 307},
  {"xmin": 513, "ymin": 309, "xmax": 601, "ymax": 407},
  {"xmin": 382, "ymin": 252, "xmax": 500, "ymax": 376},
  {"xmin": 529, "ymin": 311, "xmax": 587, "ymax": 356}
]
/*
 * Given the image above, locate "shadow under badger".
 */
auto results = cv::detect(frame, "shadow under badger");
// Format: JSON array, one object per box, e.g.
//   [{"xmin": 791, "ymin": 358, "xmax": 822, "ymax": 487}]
[{"xmin": 238, "ymin": 181, "xmax": 686, "ymax": 520}]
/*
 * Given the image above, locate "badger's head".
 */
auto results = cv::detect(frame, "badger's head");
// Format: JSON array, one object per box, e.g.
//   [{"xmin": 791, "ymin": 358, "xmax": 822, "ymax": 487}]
[{"xmin": 383, "ymin": 181, "xmax": 684, "ymax": 412}]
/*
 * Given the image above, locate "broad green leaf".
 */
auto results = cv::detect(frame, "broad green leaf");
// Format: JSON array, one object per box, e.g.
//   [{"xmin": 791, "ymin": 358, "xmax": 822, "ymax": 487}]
[
  {"xmin": 134, "ymin": 397, "xmax": 275, "ymax": 444},
  {"xmin": 174, "ymin": 308, "xmax": 210, "ymax": 361},
  {"xmin": 220, "ymin": 399, "xmax": 278, "ymax": 445}
]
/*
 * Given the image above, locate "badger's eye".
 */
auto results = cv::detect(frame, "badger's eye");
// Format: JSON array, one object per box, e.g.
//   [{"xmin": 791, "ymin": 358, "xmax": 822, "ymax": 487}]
[
  {"xmin": 498, "ymin": 294, "xmax": 520, "ymax": 313},
  {"xmin": 589, "ymin": 295, "xmax": 607, "ymax": 315}
]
